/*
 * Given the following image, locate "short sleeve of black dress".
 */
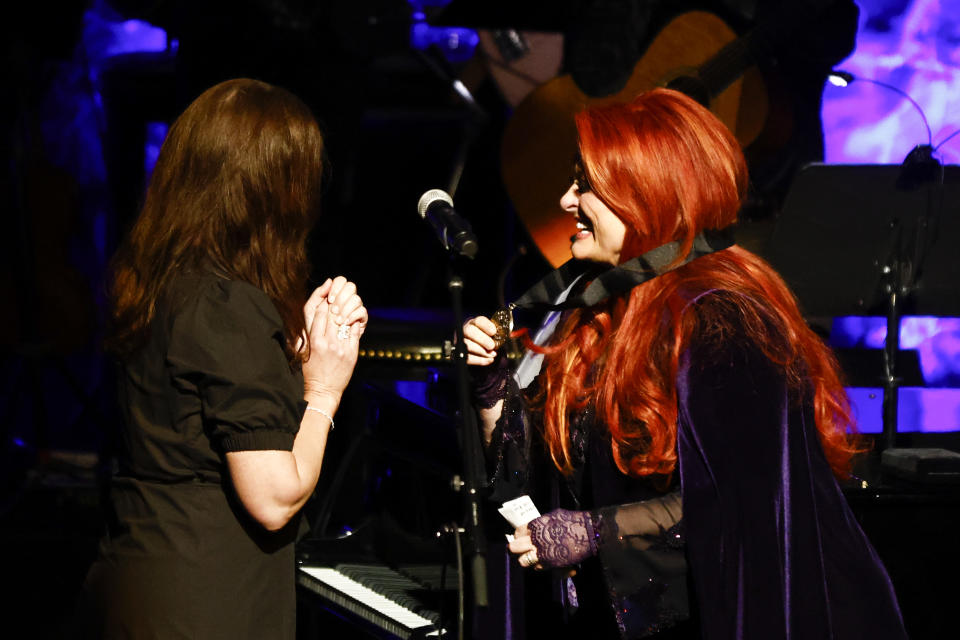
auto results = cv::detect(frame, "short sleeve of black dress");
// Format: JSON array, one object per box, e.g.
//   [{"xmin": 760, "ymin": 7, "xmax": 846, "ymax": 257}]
[{"xmin": 166, "ymin": 276, "xmax": 306, "ymax": 453}]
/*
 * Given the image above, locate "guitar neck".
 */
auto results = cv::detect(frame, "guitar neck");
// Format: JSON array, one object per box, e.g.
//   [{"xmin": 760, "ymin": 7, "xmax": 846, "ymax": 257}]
[{"xmin": 698, "ymin": 2, "xmax": 828, "ymax": 98}]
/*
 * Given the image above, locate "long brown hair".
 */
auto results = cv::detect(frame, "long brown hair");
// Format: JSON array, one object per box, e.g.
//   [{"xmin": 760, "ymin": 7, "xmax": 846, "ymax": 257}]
[
  {"xmin": 106, "ymin": 78, "xmax": 324, "ymax": 361},
  {"xmin": 534, "ymin": 89, "xmax": 862, "ymax": 479}
]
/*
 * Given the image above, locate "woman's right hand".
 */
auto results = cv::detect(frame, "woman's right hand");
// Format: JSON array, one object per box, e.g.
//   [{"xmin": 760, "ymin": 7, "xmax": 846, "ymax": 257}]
[
  {"xmin": 464, "ymin": 316, "xmax": 510, "ymax": 443},
  {"xmin": 463, "ymin": 315, "xmax": 500, "ymax": 367},
  {"xmin": 301, "ymin": 277, "xmax": 367, "ymax": 404}
]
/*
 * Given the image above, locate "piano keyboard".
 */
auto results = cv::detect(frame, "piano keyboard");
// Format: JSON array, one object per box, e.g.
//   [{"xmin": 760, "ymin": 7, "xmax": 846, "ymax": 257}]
[{"xmin": 297, "ymin": 563, "xmax": 450, "ymax": 639}]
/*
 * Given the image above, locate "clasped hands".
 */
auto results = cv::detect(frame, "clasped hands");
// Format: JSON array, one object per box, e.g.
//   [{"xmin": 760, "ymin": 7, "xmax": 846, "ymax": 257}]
[
  {"xmin": 508, "ymin": 508, "xmax": 599, "ymax": 571},
  {"xmin": 300, "ymin": 276, "xmax": 368, "ymax": 402}
]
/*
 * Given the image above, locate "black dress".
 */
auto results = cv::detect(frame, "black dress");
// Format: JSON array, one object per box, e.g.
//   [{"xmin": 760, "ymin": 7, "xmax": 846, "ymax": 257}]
[{"xmin": 78, "ymin": 271, "xmax": 307, "ymax": 639}]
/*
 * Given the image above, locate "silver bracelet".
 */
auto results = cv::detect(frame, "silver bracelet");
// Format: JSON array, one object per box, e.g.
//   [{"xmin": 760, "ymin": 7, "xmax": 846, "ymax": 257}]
[{"xmin": 305, "ymin": 405, "xmax": 335, "ymax": 429}]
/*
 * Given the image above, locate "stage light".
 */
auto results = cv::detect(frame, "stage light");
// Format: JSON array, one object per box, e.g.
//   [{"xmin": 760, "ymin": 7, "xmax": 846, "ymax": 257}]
[{"xmin": 829, "ymin": 69, "xmax": 933, "ymax": 147}]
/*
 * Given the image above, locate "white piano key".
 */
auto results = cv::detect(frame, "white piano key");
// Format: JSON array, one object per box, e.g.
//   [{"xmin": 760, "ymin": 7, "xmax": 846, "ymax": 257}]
[{"xmin": 300, "ymin": 566, "xmax": 436, "ymax": 630}]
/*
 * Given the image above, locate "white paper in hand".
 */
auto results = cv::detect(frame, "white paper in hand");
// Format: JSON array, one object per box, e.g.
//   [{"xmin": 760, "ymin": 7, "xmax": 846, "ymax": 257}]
[{"xmin": 498, "ymin": 495, "xmax": 541, "ymax": 529}]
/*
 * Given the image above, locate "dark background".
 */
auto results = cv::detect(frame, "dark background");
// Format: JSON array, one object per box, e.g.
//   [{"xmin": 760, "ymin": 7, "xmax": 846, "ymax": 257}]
[{"xmin": 2, "ymin": 1, "xmax": 958, "ymax": 638}]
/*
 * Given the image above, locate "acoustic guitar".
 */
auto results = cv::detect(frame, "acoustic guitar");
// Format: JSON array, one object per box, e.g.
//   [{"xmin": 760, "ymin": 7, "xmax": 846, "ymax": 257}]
[{"xmin": 500, "ymin": 10, "xmax": 775, "ymax": 267}]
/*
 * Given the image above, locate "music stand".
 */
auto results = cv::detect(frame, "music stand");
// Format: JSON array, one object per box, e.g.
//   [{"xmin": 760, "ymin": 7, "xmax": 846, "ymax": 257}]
[{"xmin": 765, "ymin": 163, "xmax": 960, "ymax": 450}]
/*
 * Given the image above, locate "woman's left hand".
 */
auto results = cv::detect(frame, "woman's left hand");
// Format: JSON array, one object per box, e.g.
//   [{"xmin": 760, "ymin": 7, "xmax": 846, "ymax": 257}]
[
  {"xmin": 304, "ymin": 277, "xmax": 368, "ymax": 339},
  {"xmin": 325, "ymin": 276, "xmax": 368, "ymax": 335},
  {"xmin": 508, "ymin": 524, "xmax": 543, "ymax": 570},
  {"xmin": 300, "ymin": 276, "xmax": 367, "ymax": 404},
  {"xmin": 508, "ymin": 509, "xmax": 599, "ymax": 569}
]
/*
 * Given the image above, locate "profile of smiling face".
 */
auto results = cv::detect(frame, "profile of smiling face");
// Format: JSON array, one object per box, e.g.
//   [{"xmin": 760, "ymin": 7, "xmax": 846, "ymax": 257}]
[
  {"xmin": 565, "ymin": 89, "xmax": 748, "ymax": 271},
  {"xmin": 560, "ymin": 180, "xmax": 627, "ymax": 266}
]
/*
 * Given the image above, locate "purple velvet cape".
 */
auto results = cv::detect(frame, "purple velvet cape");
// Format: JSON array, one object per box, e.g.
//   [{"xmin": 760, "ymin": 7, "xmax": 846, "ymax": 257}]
[
  {"xmin": 673, "ymin": 317, "xmax": 908, "ymax": 639},
  {"xmin": 487, "ymin": 295, "xmax": 908, "ymax": 639}
]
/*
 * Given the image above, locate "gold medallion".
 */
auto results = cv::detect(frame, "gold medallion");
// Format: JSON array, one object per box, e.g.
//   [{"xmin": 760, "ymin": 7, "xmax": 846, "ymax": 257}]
[{"xmin": 491, "ymin": 307, "xmax": 514, "ymax": 348}]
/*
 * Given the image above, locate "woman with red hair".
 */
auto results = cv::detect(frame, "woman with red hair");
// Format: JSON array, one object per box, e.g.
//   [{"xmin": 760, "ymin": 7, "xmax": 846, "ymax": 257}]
[{"xmin": 464, "ymin": 89, "xmax": 906, "ymax": 638}]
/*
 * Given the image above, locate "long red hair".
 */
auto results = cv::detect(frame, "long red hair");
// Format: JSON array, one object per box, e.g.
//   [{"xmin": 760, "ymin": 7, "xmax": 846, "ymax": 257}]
[
  {"xmin": 106, "ymin": 79, "xmax": 325, "ymax": 361},
  {"xmin": 533, "ymin": 89, "xmax": 863, "ymax": 480}
]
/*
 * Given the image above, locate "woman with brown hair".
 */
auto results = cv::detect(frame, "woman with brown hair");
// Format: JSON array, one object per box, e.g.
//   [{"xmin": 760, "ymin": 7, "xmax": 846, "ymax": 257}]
[
  {"xmin": 79, "ymin": 78, "xmax": 366, "ymax": 638},
  {"xmin": 464, "ymin": 89, "xmax": 906, "ymax": 638}
]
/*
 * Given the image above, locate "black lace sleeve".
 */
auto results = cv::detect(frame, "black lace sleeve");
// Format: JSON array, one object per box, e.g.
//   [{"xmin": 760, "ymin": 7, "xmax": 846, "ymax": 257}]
[
  {"xmin": 482, "ymin": 374, "xmax": 533, "ymax": 505},
  {"xmin": 592, "ymin": 492, "xmax": 689, "ymax": 638}
]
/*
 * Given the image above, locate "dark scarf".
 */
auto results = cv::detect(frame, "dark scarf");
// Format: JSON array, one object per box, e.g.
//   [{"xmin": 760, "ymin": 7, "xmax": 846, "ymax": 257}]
[{"xmin": 511, "ymin": 228, "xmax": 736, "ymax": 312}]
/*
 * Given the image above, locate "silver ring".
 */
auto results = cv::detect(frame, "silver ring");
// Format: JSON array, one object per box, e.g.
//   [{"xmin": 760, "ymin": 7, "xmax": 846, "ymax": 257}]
[
  {"xmin": 336, "ymin": 324, "xmax": 350, "ymax": 340},
  {"xmin": 519, "ymin": 550, "xmax": 538, "ymax": 567}
]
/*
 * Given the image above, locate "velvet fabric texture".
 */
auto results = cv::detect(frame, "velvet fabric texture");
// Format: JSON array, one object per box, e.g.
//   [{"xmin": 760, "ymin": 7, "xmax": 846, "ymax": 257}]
[
  {"xmin": 676, "ymin": 312, "xmax": 907, "ymax": 639},
  {"xmin": 485, "ymin": 293, "xmax": 907, "ymax": 639}
]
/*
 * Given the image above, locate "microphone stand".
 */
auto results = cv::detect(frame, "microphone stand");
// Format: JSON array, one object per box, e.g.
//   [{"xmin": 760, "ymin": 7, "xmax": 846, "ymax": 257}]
[
  {"xmin": 879, "ymin": 245, "xmax": 906, "ymax": 451},
  {"xmin": 413, "ymin": 43, "xmax": 491, "ymax": 619},
  {"xmin": 828, "ymin": 71, "xmax": 943, "ymax": 449},
  {"xmin": 881, "ymin": 143, "xmax": 941, "ymax": 449},
  {"xmin": 425, "ymin": 240, "xmax": 489, "ymax": 635},
  {"xmin": 446, "ymin": 264, "xmax": 490, "ymax": 613}
]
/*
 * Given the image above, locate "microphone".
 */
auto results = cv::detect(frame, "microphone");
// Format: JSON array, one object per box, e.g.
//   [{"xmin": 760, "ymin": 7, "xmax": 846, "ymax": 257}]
[{"xmin": 417, "ymin": 189, "xmax": 479, "ymax": 259}]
